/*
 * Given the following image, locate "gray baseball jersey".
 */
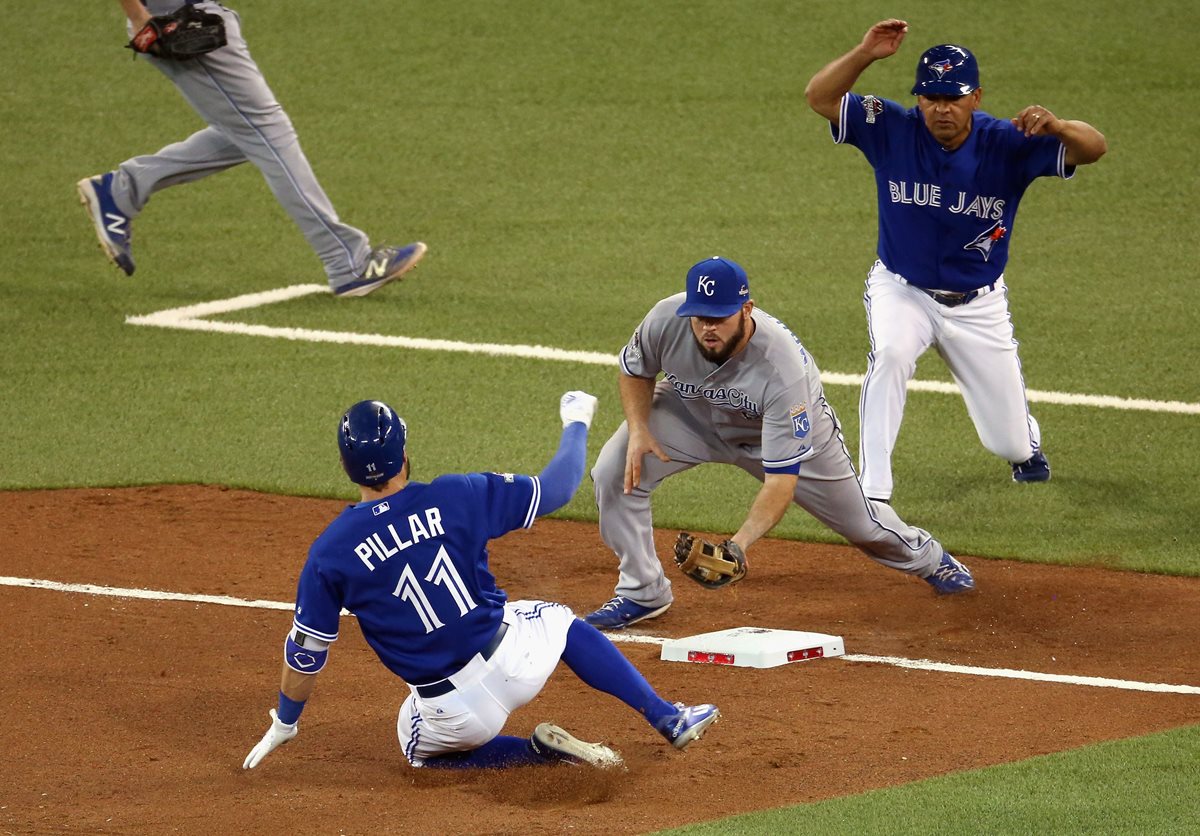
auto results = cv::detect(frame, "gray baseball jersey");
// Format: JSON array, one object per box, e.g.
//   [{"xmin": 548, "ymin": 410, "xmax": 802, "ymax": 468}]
[
  {"xmin": 620, "ymin": 293, "xmax": 830, "ymax": 475},
  {"xmin": 593, "ymin": 292, "xmax": 945, "ymax": 608}
]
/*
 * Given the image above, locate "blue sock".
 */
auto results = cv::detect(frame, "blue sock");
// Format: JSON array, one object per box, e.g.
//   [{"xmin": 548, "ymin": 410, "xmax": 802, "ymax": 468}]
[
  {"xmin": 561, "ymin": 618, "xmax": 677, "ymax": 728},
  {"xmin": 422, "ymin": 736, "xmax": 544, "ymax": 769}
]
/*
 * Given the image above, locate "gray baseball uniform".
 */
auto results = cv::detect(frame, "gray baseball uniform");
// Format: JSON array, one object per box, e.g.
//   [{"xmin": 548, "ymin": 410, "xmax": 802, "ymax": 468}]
[
  {"xmin": 592, "ymin": 292, "xmax": 944, "ymax": 609},
  {"xmin": 110, "ymin": 1, "xmax": 371, "ymax": 286}
]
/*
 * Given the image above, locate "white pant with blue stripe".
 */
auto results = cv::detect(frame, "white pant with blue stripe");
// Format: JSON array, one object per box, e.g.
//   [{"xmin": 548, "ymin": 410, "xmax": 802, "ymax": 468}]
[
  {"xmin": 397, "ymin": 601, "xmax": 575, "ymax": 767},
  {"xmin": 860, "ymin": 261, "xmax": 1041, "ymax": 500}
]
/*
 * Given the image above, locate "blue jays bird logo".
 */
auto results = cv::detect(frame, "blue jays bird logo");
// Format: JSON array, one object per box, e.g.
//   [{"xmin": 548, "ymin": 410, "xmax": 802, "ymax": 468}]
[
  {"xmin": 929, "ymin": 59, "xmax": 955, "ymax": 79},
  {"xmin": 964, "ymin": 221, "xmax": 1008, "ymax": 261}
]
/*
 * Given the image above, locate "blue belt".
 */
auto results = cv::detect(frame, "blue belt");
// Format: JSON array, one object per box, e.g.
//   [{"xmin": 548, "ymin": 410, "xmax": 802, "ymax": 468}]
[{"xmin": 414, "ymin": 622, "xmax": 509, "ymax": 698}]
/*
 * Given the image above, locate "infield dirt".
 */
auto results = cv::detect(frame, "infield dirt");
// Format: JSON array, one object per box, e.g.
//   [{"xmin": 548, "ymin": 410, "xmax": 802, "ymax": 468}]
[{"xmin": 3, "ymin": 486, "xmax": 1198, "ymax": 834}]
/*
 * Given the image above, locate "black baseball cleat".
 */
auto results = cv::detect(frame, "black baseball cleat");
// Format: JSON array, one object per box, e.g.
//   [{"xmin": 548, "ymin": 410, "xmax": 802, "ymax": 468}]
[{"xmin": 1012, "ymin": 451, "xmax": 1051, "ymax": 483}]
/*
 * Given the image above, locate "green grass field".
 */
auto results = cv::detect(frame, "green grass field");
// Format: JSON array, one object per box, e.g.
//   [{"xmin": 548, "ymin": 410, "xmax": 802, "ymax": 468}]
[{"xmin": 3, "ymin": 0, "xmax": 1198, "ymax": 831}]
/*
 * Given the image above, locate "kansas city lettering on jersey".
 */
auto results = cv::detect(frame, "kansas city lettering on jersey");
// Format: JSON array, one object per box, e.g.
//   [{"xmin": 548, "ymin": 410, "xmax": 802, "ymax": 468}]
[
  {"xmin": 887, "ymin": 180, "xmax": 1005, "ymax": 219},
  {"xmin": 354, "ymin": 507, "xmax": 446, "ymax": 571},
  {"xmin": 664, "ymin": 372, "xmax": 761, "ymax": 415}
]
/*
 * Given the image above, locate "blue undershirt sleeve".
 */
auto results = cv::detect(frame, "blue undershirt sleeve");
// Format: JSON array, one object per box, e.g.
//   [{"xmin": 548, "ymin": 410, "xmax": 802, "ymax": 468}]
[{"xmin": 535, "ymin": 422, "xmax": 588, "ymax": 516}]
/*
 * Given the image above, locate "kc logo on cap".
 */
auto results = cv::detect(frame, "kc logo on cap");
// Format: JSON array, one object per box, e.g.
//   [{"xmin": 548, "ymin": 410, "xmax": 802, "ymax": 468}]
[{"xmin": 676, "ymin": 256, "xmax": 750, "ymax": 319}]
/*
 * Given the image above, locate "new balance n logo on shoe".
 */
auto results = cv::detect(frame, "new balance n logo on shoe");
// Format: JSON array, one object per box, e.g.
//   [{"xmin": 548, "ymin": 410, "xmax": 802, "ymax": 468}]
[
  {"xmin": 104, "ymin": 213, "xmax": 127, "ymax": 237},
  {"xmin": 364, "ymin": 257, "xmax": 390, "ymax": 280}
]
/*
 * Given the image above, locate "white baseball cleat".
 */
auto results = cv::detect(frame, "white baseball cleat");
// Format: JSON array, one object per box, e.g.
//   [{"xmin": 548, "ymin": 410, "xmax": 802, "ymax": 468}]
[{"xmin": 531, "ymin": 723, "xmax": 624, "ymax": 768}]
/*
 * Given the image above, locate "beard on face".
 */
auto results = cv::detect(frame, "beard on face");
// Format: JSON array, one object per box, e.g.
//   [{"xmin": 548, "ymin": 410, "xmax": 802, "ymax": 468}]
[{"xmin": 694, "ymin": 315, "xmax": 746, "ymax": 364}]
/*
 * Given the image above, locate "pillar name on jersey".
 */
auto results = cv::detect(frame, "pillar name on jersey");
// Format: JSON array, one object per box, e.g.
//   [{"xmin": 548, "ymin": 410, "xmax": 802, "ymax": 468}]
[
  {"xmin": 887, "ymin": 180, "xmax": 1005, "ymax": 219},
  {"xmin": 354, "ymin": 507, "xmax": 446, "ymax": 570}
]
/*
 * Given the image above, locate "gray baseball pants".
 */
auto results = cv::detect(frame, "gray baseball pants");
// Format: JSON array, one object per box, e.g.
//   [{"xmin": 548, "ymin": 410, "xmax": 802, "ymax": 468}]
[
  {"xmin": 592, "ymin": 384, "xmax": 944, "ymax": 608},
  {"xmin": 108, "ymin": 2, "xmax": 371, "ymax": 287}
]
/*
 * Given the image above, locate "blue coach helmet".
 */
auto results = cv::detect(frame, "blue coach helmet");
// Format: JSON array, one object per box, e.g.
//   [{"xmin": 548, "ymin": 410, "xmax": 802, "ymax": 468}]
[
  {"xmin": 338, "ymin": 400, "xmax": 407, "ymax": 485},
  {"xmin": 912, "ymin": 44, "xmax": 979, "ymax": 96}
]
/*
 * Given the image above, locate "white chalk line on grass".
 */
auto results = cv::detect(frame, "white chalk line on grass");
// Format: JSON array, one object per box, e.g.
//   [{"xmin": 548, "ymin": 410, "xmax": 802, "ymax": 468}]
[
  {"xmin": 126, "ymin": 285, "xmax": 1200, "ymax": 416},
  {"xmin": 5, "ymin": 575, "xmax": 1198, "ymax": 696}
]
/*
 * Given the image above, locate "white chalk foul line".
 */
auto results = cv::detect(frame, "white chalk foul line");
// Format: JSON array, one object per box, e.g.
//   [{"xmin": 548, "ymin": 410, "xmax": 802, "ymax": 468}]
[
  {"xmin": 126, "ymin": 285, "xmax": 1200, "ymax": 416},
  {"xmin": 5, "ymin": 575, "xmax": 1198, "ymax": 696}
]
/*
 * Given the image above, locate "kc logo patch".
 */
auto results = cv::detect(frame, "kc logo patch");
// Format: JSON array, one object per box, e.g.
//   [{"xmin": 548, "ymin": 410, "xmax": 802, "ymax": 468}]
[
  {"xmin": 697, "ymin": 275, "xmax": 715, "ymax": 296},
  {"xmin": 790, "ymin": 404, "xmax": 810, "ymax": 438}
]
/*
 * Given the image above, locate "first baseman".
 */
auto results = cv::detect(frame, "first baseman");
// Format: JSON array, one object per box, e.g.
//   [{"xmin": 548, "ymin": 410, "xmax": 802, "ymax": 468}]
[
  {"xmin": 78, "ymin": 0, "xmax": 425, "ymax": 297},
  {"xmin": 583, "ymin": 256, "xmax": 974, "ymax": 631},
  {"xmin": 805, "ymin": 20, "xmax": 1107, "ymax": 498},
  {"xmin": 244, "ymin": 393, "xmax": 719, "ymax": 770}
]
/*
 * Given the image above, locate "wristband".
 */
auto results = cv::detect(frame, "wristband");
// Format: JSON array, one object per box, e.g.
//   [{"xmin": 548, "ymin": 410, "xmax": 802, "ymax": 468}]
[{"xmin": 277, "ymin": 691, "xmax": 305, "ymax": 726}]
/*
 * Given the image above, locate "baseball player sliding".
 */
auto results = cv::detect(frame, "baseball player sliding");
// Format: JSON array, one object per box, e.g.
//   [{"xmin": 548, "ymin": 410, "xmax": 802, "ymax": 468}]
[
  {"xmin": 583, "ymin": 256, "xmax": 973, "ymax": 632},
  {"xmin": 79, "ymin": 1, "xmax": 425, "ymax": 297},
  {"xmin": 244, "ymin": 393, "xmax": 719, "ymax": 771},
  {"xmin": 805, "ymin": 20, "xmax": 1107, "ymax": 498}
]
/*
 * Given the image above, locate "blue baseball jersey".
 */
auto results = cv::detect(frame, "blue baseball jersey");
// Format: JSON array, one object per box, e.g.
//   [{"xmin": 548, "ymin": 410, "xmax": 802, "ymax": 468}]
[
  {"xmin": 291, "ymin": 472, "xmax": 541, "ymax": 684},
  {"xmin": 833, "ymin": 93, "xmax": 1074, "ymax": 292}
]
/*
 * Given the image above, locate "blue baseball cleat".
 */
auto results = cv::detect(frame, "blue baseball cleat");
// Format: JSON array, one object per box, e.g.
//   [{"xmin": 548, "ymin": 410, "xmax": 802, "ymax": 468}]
[
  {"xmin": 333, "ymin": 242, "xmax": 427, "ymax": 297},
  {"xmin": 583, "ymin": 596, "xmax": 671, "ymax": 630},
  {"xmin": 655, "ymin": 703, "xmax": 720, "ymax": 750},
  {"xmin": 924, "ymin": 553, "xmax": 976, "ymax": 595},
  {"xmin": 1012, "ymin": 450, "xmax": 1051, "ymax": 483},
  {"xmin": 77, "ymin": 173, "xmax": 135, "ymax": 276}
]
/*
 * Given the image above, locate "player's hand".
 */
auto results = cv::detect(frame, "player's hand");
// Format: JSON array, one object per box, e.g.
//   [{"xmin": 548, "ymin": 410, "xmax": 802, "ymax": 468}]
[
  {"xmin": 859, "ymin": 19, "xmax": 908, "ymax": 60},
  {"xmin": 560, "ymin": 391, "xmax": 599, "ymax": 428},
  {"xmin": 243, "ymin": 709, "xmax": 298, "ymax": 770},
  {"xmin": 624, "ymin": 426, "xmax": 670, "ymax": 494},
  {"xmin": 1011, "ymin": 105, "xmax": 1061, "ymax": 138}
]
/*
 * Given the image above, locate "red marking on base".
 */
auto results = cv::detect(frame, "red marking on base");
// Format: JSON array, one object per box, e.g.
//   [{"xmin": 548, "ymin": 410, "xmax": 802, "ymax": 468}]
[
  {"xmin": 687, "ymin": 651, "xmax": 735, "ymax": 665},
  {"xmin": 787, "ymin": 647, "xmax": 824, "ymax": 662}
]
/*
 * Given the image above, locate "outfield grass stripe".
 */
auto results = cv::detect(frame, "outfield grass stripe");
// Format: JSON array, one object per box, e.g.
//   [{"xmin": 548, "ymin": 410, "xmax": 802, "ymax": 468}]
[
  {"xmin": 6, "ymin": 575, "xmax": 1198, "ymax": 695},
  {"xmin": 126, "ymin": 289, "xmax": 1200, "ymax": 416}
]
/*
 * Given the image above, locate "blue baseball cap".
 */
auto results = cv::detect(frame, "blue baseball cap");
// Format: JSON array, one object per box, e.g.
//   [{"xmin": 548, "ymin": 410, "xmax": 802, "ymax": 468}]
[
  {"xmin": 675, "ymin": 257, "xmax": 751, "ymax": 318},
  {"xmin": 912, "ymin": 44, "xmax": 979, "ymax": 96}
]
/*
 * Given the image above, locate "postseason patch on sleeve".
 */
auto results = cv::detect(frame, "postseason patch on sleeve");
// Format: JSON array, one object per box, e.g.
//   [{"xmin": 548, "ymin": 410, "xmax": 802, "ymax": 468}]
[
  {"xmin": 790, "ymin": 404, "xmax": 810, "ymax": 439},
  {"xmin": 861, "ymin": 95, "xmax": 883, "ymax": 124}
]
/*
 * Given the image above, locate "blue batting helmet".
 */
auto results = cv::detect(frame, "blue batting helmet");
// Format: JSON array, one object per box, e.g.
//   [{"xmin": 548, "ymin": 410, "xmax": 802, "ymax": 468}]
[
  {"xmin": 912, "ymin": 44, "xmax": 979, "ymax": 96},
  {"xmin": 338, "ymin": 400, "xmax": 407, "ymax": 485}
]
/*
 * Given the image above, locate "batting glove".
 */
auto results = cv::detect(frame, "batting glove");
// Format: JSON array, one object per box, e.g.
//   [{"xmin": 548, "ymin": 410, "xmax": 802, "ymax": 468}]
[
  {"xmin": 243, "ymin": 708, "xmax": 299, "ymax": 769},
  {"xmin": 559, "ymin": 391, "xmax": 598, "ymax": 428}
]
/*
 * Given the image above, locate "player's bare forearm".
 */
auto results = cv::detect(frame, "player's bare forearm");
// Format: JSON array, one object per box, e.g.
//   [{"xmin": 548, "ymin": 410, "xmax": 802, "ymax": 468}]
[
  {"xmin": 805, "ymin": 19, "xmax": 908, "ymax": 121},
  {"xmin": 731, "ymin": 472, "xmax": 798, "ymax": 551},
  {"xmin": 117, "ymin": 0, "xmax": 152, "ymax": 28},
  {"xmin": 620, "ymin": 373, "xmax": 668, "ymax": 493},
  {"xmin": 1054, "ymin": 119, "xmax": 1107, "ymax": 166},
  {"xmin": 1012, "ymin": 106, "xmax": 1107, "ymax": 166},
  {"xmin": 618, "ymin": 372, "xmax": 657, "ymax": 433},
  {"xmin": 280, "ymin": 664, "xmax": 318, "ymax": 703}
]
